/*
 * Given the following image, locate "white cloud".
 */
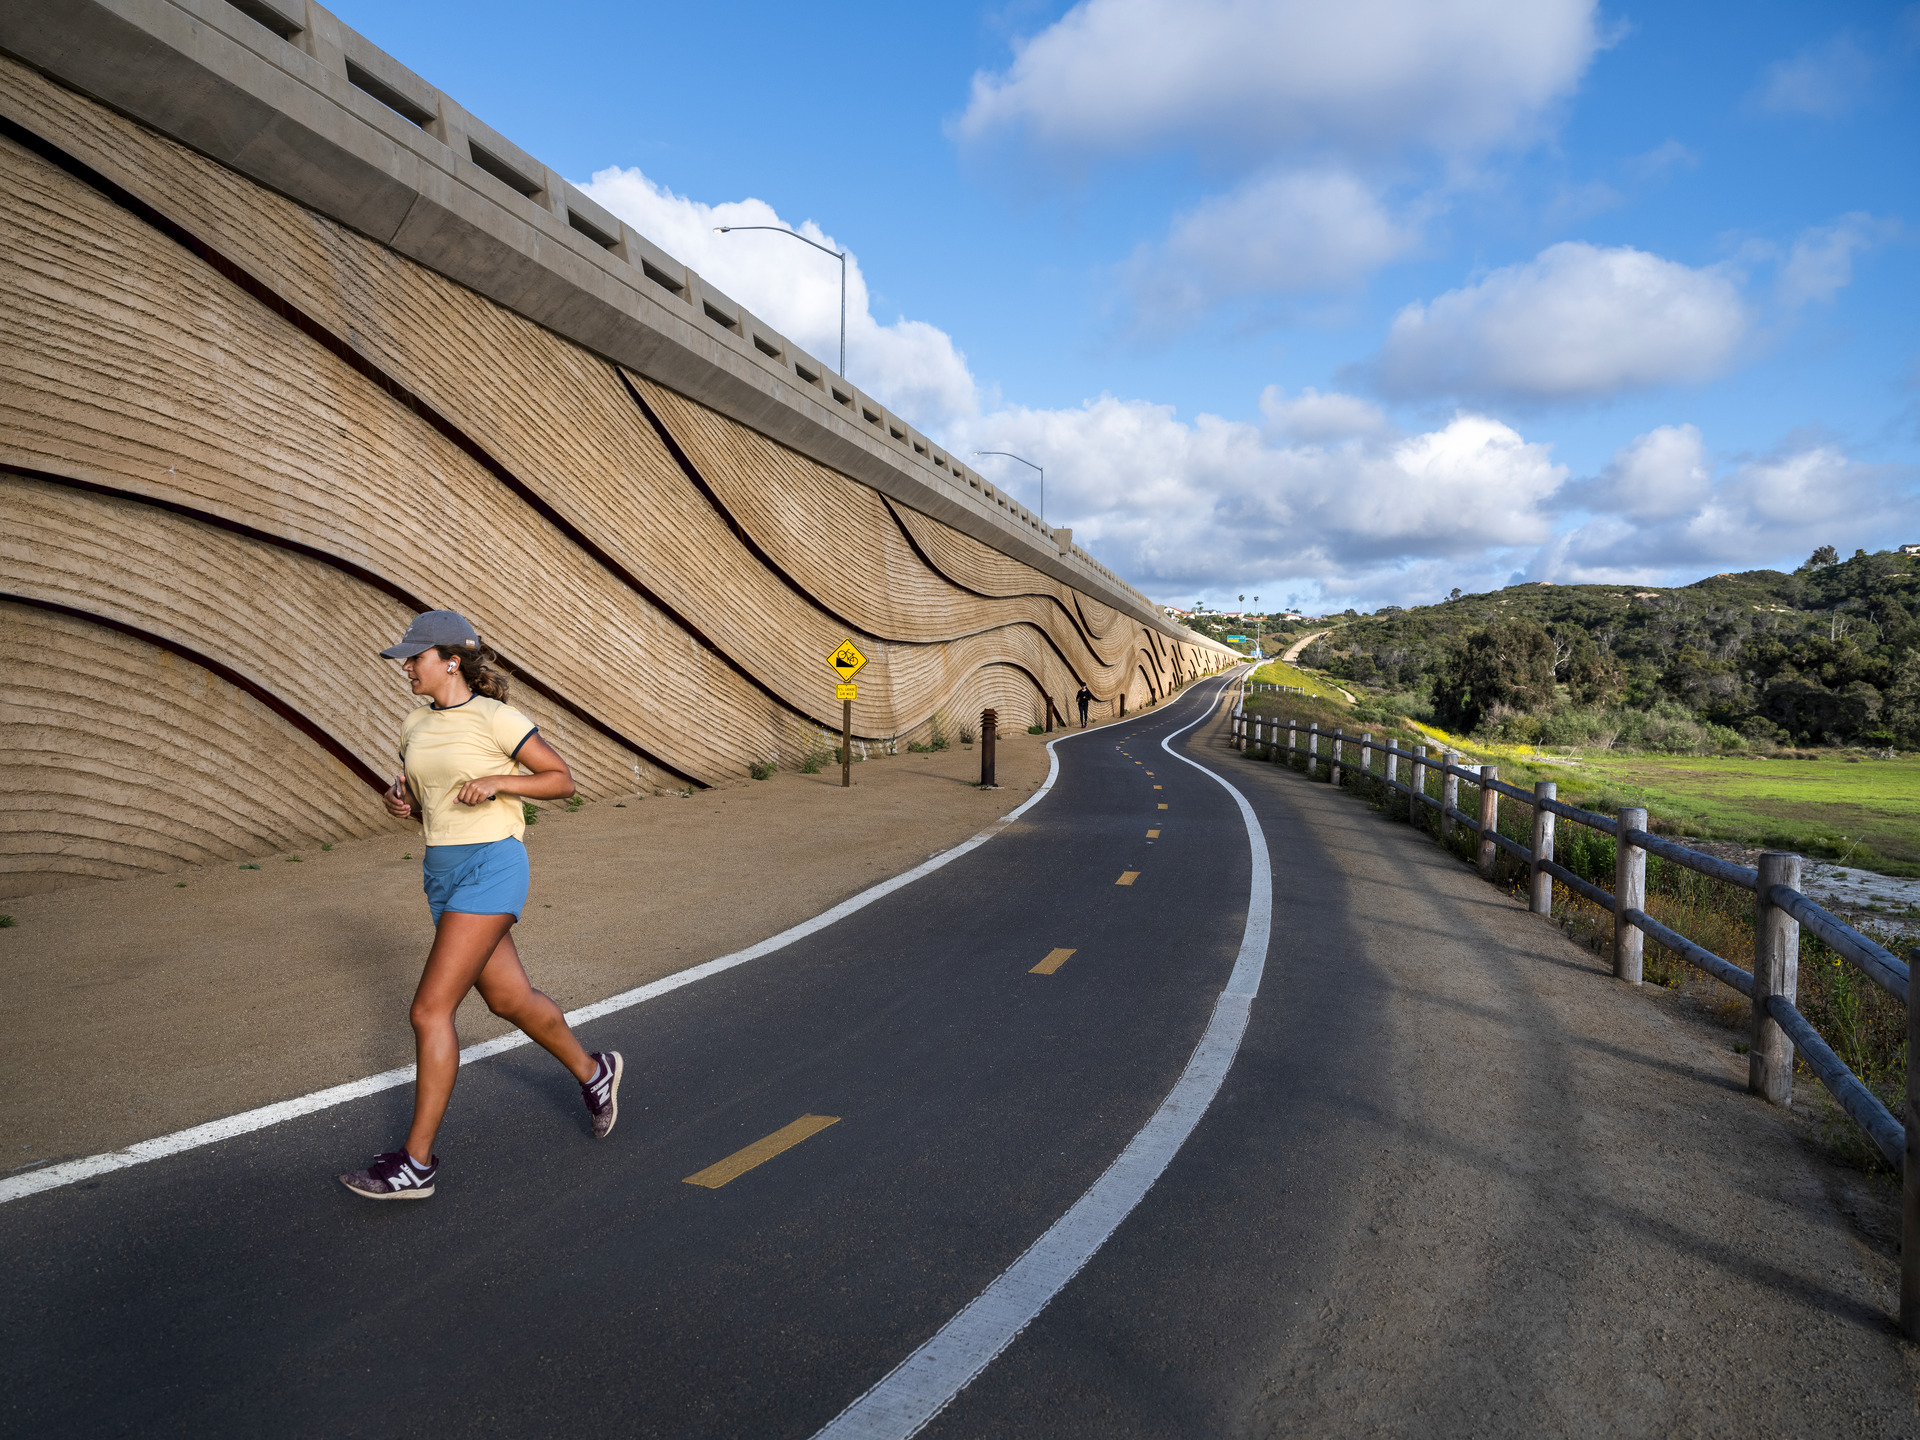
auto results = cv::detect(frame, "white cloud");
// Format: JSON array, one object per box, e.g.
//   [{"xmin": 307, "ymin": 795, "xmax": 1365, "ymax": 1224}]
[
  {"xmin": 1259, "ymin": 385, "xmax": 1393, "ymax": 443},
  {"xmin": 1582, "ymin": 424, "xmax": 1711, "ymax": 521},
  {"xmin": 1125, "ymin": 169, "xmax": 1418, "ymax": 324},
  {"xmin": 948, "ymin": 395, "xmax": 1563, "ymax": 605},
  {"xmin": 1533, "ymin": 431, "xmax": 1917, "ymax": 584},
  {"xmin": 956, "ymin": 0, "xmax": 1603, "ymax": 160},
  {"xmin": 581, "ymin": 166, "xmax": 979, "ymax": 429},
  {"xmin": 1755, "ymin": 33, "xmax": 1875, "ymax": 118},
  {"xmin": 1776, "ymin": 212, "xmax": 1893, "ymax": 307},
  {"xmin": 1372, "ymin": 242, "xmax": 1750, "ymax": 403},
  {"xmin": 579, "ymin": 169, "xmax": 1912, "ymax": 615},
  {"xmin": 958, "ymin": 0, "xmax": 1604, "ymax": 330}
]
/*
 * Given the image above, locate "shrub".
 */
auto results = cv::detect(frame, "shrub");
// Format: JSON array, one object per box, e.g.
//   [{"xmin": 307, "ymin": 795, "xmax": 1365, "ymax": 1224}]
[
  {"xmin": 799, "ymin": 754, "xmax": 822, "ymax": 774},
  {"xmin": 1028, "ymin": 724, "xmax": 1046, "ymax": 735},
  {"xmin": 522, "ymin": 801, "xmax": 539, "ymax": 825},
  {"xmin": 749, "ymin": 759, "xmax": 775, "ymax": 780},
  {"xmin": 959, "ymin": 723, "xmax": 976, "ymax": 745}
]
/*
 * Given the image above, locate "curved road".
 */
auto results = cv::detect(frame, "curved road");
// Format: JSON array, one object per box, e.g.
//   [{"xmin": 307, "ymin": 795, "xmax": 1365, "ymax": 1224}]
[
  {"xmin": 5, "ymin": 670, "xmax": 1912, "ymax": 1435},
  {"xmin": 7, "ymin": 673, "xmax": 1343, "ymax": 1437}
]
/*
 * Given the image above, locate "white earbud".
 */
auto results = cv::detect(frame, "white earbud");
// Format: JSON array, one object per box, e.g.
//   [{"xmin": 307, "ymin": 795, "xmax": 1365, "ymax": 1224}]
[{"xmin": 448, "ymin": 663, "xmax": 457, "ymax": 673}]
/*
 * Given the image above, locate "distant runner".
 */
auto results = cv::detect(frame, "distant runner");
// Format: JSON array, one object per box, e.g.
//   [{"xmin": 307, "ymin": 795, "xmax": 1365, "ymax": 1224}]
[
  {"xmin": 339, "ymin": 610, "xmax": 621, "ymax": 1200},
  {"xmin": 1076, "ymin": 682, "xmax": 1094, "ymax": 728}
]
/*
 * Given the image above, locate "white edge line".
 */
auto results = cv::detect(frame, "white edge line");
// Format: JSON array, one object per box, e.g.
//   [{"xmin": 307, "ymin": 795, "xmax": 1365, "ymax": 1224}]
[
  {"xmin": 811, "ymin": 671, "xmax": 1265, "ymax": 1440},
  {"xmin": 0, "ymin": 691, "xmax": 1222, "ymax": 1208}
]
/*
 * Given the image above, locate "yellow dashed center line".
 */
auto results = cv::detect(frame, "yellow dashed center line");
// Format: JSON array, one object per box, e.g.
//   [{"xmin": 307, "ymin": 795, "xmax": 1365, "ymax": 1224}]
[
  {"xmin": 683, "ymin": 1115, "xmax": 840, "ymax": 1189},
  {"xmin": 1116, "ymin": 871, "xmax": 1140, "ymax": 886},
  {"xmin": 1031, "ymin": 947, "xmax": 1076, "ymax": 975},
  {"xmin": 1146, "ymin": 829, "xmax": 1160, "ymax": 838},
  {"xmin": 1153, "ymin": 785, "xmax": 1162, "ymax": 790},
  {"xmin": 1158, "ymin": 803, "xmax": 1168, "ymax": 809}
]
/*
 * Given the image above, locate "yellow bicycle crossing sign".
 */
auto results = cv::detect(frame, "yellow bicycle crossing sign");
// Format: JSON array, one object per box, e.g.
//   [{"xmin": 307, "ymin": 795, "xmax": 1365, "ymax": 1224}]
[{"xmin": 825, "ymin": 638, "xmax": 868, "ymax": 682}]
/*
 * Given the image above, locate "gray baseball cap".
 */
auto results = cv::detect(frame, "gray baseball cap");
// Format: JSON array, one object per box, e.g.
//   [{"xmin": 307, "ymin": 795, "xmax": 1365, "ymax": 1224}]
[{"xmin": 379, "ymin": 609, "xmax": 479, "ymax": 659}]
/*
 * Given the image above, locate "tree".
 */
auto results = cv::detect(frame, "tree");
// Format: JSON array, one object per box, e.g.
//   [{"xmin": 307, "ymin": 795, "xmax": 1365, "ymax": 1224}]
[
  {"xmin": 1562, "ymin": 629, "xmax": 1625, "ymax": 707},
  {"xmin": 1448, "ymin": 587, "xmax": 1463, "ymax": 602},
  {"xmin": 1803, "ymin": 545, "xmax": 1839, "ymax": 571},
  {"xmin": 1431, "ymin": 619, "xmax": 1557, "ymax": 732}
]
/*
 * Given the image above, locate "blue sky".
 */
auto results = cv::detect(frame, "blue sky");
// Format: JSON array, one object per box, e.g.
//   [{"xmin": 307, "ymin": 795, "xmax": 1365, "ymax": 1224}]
[{"xmin": 332, "ymin": 0, "xmax": 1919, "ymax": 613}]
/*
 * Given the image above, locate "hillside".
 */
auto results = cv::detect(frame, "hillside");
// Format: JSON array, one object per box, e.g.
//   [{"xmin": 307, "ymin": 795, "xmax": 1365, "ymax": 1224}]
[{"xmin": 1293, "ymin": 548, "xmax": 1920, "ymax": 752}]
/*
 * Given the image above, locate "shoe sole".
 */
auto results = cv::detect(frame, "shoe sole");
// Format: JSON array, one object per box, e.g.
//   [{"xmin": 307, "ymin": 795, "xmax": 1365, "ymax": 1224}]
[
  {"xmin": 338, "ymin": 1175, "xmax": 434, "ymax": 1199},
  {"xmin": 594, "ymin": 1051, "xmax": 624, "ymax": 1138}
]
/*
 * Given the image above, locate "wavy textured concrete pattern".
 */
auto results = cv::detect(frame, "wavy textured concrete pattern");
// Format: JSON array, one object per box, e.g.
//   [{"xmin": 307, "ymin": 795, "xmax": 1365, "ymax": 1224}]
[{"xmin": 0, "ymin": 52, "xmax": 1229, "ymax": 895}]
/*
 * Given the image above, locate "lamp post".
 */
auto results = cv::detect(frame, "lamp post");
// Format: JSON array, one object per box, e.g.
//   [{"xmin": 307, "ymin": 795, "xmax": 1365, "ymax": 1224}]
[
  {"xmin": 972, "ymin": 450, "xmax": 1046, "ymax": 524},
  {"xmin": 712, "ymin": 225, "xmax": 847, "ymax": 381}
]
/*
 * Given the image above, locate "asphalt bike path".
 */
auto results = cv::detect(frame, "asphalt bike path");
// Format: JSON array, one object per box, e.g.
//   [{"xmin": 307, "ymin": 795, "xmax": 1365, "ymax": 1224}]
[{"xmin": 2, "ymin": 673, "xmax": 1383, "ymax": 1438}]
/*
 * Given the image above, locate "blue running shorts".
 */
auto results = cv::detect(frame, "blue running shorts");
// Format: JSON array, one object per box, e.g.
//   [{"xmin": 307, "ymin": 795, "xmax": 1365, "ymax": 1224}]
[{"xmin": 421, "ymin": 837, "xmax": 530, "ymax": 924}]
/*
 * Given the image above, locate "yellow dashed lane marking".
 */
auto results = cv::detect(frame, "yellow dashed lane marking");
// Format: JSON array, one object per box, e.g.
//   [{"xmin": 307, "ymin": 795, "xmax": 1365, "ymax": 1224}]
[
  {"xmin": 683, "ymin": 1115, "xmax": 840, "ymax": 1189},
  {"xmin": 1153, "ymin": 785, "xmax": 1162, "ymax": 790},
  {"xmin": 1031, "ymin": 947, "xmax": 1076, "ymax": 975},
  {"xmin": 1116, "ymin": 871, "xmax": 1140, "ymax": 886},
  {"xmin": 1146, "ymin": 829, "xmax": 1160, "ymax": 838},
  {"xmin": 1158, "ymin": 803, "xmax": 1168, "ymax": 809}
]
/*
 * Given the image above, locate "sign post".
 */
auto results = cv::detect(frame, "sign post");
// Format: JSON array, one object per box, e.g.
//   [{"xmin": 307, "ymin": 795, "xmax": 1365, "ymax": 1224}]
[{"xmin": 824, "ymin": 639, "xmax": 868, "ymax": 790}]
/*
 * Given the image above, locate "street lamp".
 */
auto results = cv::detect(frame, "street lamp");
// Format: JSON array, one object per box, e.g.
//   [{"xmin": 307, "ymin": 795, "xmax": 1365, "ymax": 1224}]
[
  {"xmin": 712, "ymin": 225, "xmax": 847, "ymax": 381},
  {"xmin": 972, "ymin": 450, "xmax": 1046, "ymax": 524}
]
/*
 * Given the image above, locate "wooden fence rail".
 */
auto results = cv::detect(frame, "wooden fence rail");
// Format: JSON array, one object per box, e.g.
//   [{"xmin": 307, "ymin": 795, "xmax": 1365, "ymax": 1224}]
[{"xmin": 1226, "ymin": 685, "xmax": 1920, "ymax": 1339}]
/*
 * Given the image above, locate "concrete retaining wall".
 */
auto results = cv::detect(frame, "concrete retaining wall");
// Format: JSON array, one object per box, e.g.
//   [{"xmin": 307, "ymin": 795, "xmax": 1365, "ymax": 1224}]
[{"xmin": 0, "ymin": 31, "xmax": 1231, "ymax": 895}]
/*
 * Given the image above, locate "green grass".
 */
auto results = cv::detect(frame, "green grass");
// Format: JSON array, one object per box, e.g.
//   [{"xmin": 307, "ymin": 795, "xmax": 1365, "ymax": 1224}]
[
  {"xmin": 1550, "ymin": 751, "xmax": 1920, "ymax": 874},
  {"xmin": 1334, "ymin": 713, "xmax": 1920, "ymax": 875},
  {"xmin": 1248, "ymin": 659, "xmax": 1349, "ymax": 703}
]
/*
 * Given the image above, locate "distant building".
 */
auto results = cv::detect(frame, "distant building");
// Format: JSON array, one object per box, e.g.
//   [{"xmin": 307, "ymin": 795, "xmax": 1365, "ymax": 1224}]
[{"xmin": 1901, "ymin": 543, "xmax": 1920, "ymax": 556}]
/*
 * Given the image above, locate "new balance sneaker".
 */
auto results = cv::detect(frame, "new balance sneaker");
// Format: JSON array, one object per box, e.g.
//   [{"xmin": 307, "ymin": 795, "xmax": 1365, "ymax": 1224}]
[
  {"xmin": 339, "ymin": 1150, "xmax": 437, "ymax": 1200},
  {"xmin": 582, "ymin": 1051, "xmax": 623, "ymax": 1138}
]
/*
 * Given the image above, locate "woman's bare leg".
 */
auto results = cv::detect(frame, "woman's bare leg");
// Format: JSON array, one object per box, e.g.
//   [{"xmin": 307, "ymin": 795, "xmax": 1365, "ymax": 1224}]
[
  {"xmin": 404, "ymin": 914, "xmax": 599, "ymax": 1165},
  {"xmin": 405, "ymin": 912, "xmax": 515, "ymax": 1165},
  {"xmin": 473, "ymin": 931, "xmax": 595, "ymax": 1081}
]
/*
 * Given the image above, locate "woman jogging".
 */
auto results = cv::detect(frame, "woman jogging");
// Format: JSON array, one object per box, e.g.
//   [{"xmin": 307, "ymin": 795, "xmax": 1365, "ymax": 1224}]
[{"xmin": 340, "ymin": 610, "xmax": 621, "ymax": 1200}]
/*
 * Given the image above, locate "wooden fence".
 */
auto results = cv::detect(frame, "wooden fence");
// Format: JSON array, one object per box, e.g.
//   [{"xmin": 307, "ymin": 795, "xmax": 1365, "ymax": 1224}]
[{"xmin": 1229, "ymin": 692, "xmax": 1920, "ymax": 1339}]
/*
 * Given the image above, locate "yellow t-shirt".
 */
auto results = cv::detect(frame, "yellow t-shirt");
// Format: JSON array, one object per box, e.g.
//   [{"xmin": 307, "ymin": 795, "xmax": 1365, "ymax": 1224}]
[{"xmin": 399, "ymin": 695, "xmax": 539, "ymax": 847}]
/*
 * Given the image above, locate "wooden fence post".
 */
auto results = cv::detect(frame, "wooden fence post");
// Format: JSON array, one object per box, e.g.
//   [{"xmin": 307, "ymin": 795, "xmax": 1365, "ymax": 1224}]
[
  {"xmin": 1289, "ymin": 719, "xmax": 1297, "ymax": 766},
  {"xmin": 1332, "ymin": 729, "xmax": 1344, "ymax": 786},
  {"xmin": 1309, "ymin": 723, "xmax": 1319, "ymax": 777},
  {"xmin": 1530, "ymin": 781, "xmax": 1556, "ymax": 915},
  {"xmin": 1477, "ymin": 765, "xmax": 1498, "ymax": 877},
  {"xmin": 1749, "ymin": 851, "xmax": 1802, "ymax": 1104},
  {"xmin": 1614, "ymin": 806, "xmax": 1647, "ymax": 985},
  {"xmin": 1385, "ymin": 741, "xmax": 1398, "ymax": 796},
  {"xmin": 1441, "ymin": 753, "xmax": 1459, "ymax": 841},
  {"xmin": 1361, "ymin": 732, "xmax": 1372, "ymax": 781},
  {"xmin": 1411, "ymin": 745, "xmax": 1426, "ymax": 827},
  {"xmin": 1904, "ymin": 947, "xmax": 1919, "ymax": 1339}
]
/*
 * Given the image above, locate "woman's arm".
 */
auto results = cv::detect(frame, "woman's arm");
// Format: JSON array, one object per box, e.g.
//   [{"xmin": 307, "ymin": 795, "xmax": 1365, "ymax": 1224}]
[
  {"xmin": 455, "ymin": 733, "xmax": 575, "ymax": 806},
  {"xmin": 383, "ymin": 773, "xmax": 422, "ymax": 823}
]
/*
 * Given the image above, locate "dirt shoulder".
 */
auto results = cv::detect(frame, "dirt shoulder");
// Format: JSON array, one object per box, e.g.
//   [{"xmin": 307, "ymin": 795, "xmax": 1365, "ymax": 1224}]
[{"xmin": 0, "ymin": 723, "xmax": 1099, "ymax": 1171}]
